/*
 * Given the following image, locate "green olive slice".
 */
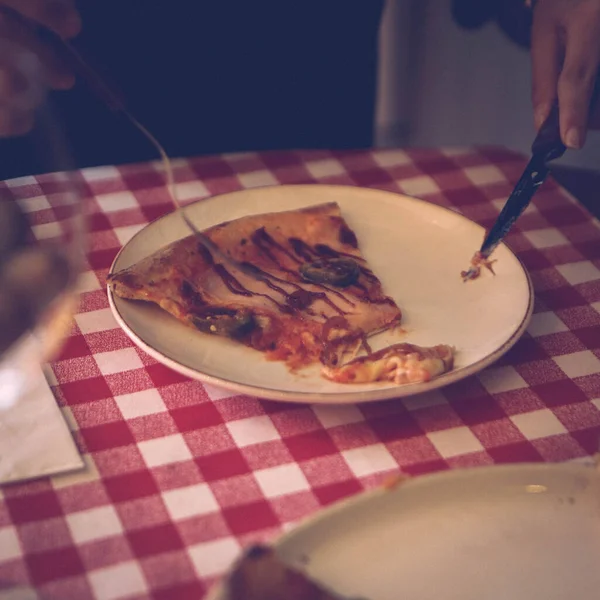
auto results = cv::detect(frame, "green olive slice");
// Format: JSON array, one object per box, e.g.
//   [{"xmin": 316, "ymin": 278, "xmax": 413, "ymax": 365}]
[
  {"xmin": 299, "ymin": 257, "xmax": 360, "ymax": 287},
  {"xmin": 191, "ymin": 308, "xmax": 255, "ymax": 338}
]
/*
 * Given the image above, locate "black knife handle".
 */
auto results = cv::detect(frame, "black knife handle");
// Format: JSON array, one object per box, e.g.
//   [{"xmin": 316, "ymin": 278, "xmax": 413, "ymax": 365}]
[{"xmin": 531, "ymin": 102, "xmax": 565, "ymax": 163}]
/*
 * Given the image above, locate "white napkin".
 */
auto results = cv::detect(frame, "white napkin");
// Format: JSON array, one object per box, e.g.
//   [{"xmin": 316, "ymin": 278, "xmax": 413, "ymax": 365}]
[{"xmin": 0, "ymin": 366, "xmax": 84, "ymax": 484}]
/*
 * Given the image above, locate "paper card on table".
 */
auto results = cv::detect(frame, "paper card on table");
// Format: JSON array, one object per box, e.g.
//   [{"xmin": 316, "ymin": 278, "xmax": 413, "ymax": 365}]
[{"xmin": 0, "ymin": 367, "xmax": 84, "ymax": 485}]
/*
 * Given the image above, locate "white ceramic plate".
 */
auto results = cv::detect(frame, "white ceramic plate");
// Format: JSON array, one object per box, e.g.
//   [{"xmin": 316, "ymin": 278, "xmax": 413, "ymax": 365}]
[
  {"xmin": 209, "ymin": 461, "xmax": 600, "ymax": 600},
  {"xmin": 108, "ymin": 184, "xmax": 533, "ymax": 403}
]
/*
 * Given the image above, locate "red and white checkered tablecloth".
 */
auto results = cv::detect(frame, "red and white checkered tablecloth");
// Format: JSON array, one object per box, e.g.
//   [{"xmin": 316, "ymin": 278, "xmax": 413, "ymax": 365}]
[{"xmin": 1, "ymin": 146, "xmax": 600, "ymax": 599}]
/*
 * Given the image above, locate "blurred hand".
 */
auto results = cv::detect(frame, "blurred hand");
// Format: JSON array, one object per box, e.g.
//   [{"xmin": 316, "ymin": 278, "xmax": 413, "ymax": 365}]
[
  {"xmin": 0, "ymin": 0, "xmax": 81, "ymax": 137},
  {"xmin": 531, "ymin": 0, "xmax": 600, "ymax": 148}
]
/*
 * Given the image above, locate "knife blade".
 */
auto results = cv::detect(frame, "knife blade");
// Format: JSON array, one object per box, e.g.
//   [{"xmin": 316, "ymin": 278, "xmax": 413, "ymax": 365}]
[
  {"xmin": 1, "ymin": 6, "xmax": 270, "ymax": 285},
  {"xmin": 461, "ymin": 101, "xmax": 565, "ymax": 281}
]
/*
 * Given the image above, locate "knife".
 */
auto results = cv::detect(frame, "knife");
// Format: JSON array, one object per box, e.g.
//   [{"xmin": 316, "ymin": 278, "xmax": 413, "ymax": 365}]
[
  {"xmin": 461, "ymin": 101, "xmax": 566, "ymax": 281},
  {"xmin": 1, "ymin": 6, "xmax": 271, "ymax": 285}
]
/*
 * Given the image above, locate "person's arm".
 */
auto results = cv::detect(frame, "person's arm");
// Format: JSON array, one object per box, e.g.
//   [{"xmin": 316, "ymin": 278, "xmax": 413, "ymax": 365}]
[{"xmin": 0, "ymin": 0, "xmax": 80, "ymax": 136}]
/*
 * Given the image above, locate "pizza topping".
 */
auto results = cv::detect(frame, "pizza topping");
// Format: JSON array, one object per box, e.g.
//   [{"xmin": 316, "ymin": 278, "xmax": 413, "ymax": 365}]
[
  {"xmin": 321, "ymin": 315, "xmax": 351, "ymax": 339},
  {"xmin": 319, "ymin": 316, "xmax": 372, "ymax": 367},
  {"xmin": 357, "ymin": 267, "xmax": 378, "ymax": 283},
  {"xmin": 180, "ymin": 280, "xmax": 207, "ymax": 308},
  {"xmin": 288, "ymin": 237, "xmax": 317, "ymax": 261},
  {"xmin": 191, "ymin": 307, "xmax": 256, "ymax": 338},
  {"xmin": 249, "ymin": 317, "xmax": 280, "ymax": 351},
  {"xmin": 307, "ymin": 280, "xmax": 355, "ymax": 306},
  {"xmin": 245, "ymin": 236, "xmax": 358, "ymax": 306},
  {"xmin": 338, "ymin": 222, "xmax": 358, "ymax": 248},
  {"xmin": 461, "ymin": 251, "xmax": 497, "ymax": 282},
  {"xmin": 251, "ymin": 226, "xmax": 302, "ymax": 267},
  {"xmin": 193, "ymin": 249, "xmax": 294, "ymax": 314},
  {"xmin": 314, "ymin": 243, "xmax": 362, "ymax": 262},
  {"xmin": 240, "ymin": 262, "xmax": 350, "ymax": 315},
  {"xmin": 199, "ymin": 252, "xmax": 295, "ymax": 314},
  {"xmin": 197, "ymin": 242, "xmax": 215, "ymax": 265},
  {"xmin": 214, "ymin": 264, "xmax": 254, "ymax": 297},
  {"xmin": 312, "ymin": 244, "xmax": 379, "ymax": 284},
  {"xmin": 195, "ymin": 244, "xmax": 254, "ymax": 298},
  {"xmin": 299, "ymin": 258, "xmax": 360, "ymax": 287},
  {"xmin": 285, "ymin": 289, "xmax": 316, "ymax": 311},
  {"xmin": 320, "ymin": 330, "xmax": 371, "ymax": 367}
]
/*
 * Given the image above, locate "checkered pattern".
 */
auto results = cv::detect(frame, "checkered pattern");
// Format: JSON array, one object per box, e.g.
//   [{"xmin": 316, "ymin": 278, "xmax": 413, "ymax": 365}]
[{"xmin": 1, "ymin": 146, "xmax": 600, "ymax": 599}]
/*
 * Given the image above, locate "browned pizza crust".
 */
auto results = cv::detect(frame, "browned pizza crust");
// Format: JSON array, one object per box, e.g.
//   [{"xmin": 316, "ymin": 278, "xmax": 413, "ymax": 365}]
[{"xmin": 108, "ymin": 202, "xmax": 401, "ymax": 370}]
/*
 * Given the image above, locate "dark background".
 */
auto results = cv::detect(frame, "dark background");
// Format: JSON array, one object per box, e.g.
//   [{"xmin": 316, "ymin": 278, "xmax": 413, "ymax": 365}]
[{"xmin": 0, "ymin": 1, "xmax": 385, "ymax": 180}]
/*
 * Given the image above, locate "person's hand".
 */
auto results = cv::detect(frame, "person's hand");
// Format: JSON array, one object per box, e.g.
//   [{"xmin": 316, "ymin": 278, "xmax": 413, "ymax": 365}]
[
  {"xmin": 0, "ymin": 0, "xmax": 81, "ymax": 137},
  {"xmin": 531, "ymin": 0, "xmax": 600, "ymax": 149}
]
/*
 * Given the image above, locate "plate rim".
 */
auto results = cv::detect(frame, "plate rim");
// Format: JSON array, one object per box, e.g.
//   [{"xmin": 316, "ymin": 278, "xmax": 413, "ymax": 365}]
[
  {"xmin": 274, "ymin": 460, "xmax": 600, "ymax": 547},
  {"xmin": 206, "ymin": 460, "xmax": 600, "ymax": 600},
  {"xmin": 107, "ymin": 183, "xmax": 534, "ymax": 404}
]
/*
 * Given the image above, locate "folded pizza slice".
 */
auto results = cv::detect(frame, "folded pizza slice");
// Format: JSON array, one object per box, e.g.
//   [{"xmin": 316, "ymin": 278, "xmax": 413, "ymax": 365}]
[
  {"xmin": 322, "ymin": 343, "xmax": 455, "ymax": 384},
  {"xmin": 108, "ymin": 202, "xmax": 402, "ymax": 371}
]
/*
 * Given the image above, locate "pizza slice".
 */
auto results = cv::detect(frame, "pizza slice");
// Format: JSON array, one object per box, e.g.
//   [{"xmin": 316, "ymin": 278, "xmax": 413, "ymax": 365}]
[
  {"xmin": 222, "ymin": 544, "xmax": 367, "ymax": 600},
  {"xmin": 108, "ymin": 202, "xmax": 402, "ymax": 371},
  {"xmin": 322, "ymin": 343, "xmax": 455, "ymax": 384}
]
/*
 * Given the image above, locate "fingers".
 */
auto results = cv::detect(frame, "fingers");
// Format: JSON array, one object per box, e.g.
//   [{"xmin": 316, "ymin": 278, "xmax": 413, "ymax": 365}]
[
  {"xmin": 0, "ymin": 53, "xmax": 39, "ymax": 136},
  {"xmin": 0, "ymin": 0, "xmax": 81, "ymax": 38},
  {"xmin": 0, "ymin": 13, "xmax": 74, "ymax": 88},
  {"xmin": 531, "ymin": 7, "xmax": 562, "ymax": 130},
  {"xmin": 0, "ymin": 104, "xmax": 34, "ymax": 135},
  {"xmin": 557, "ymin": 9, "xmax": 600, "ymax": 148},
  {"xmin": 0, "ymin": 5, "xmax": 79, "ymax": 137},
  {"xmin": 0, "ymin": 64, "xmax": 28, "ymax": 99},
  {"xmin": 0, "ymin": 52, "xmax": 38, "ymax": 135}
]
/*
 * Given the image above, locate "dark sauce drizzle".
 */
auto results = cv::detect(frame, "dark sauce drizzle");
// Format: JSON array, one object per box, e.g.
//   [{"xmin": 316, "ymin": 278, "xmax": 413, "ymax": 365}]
[
  {"xmin": 180, "ymin": 280, "xmax": 207, "ymax": 308},
  {"xmin": 252, "ymin": 227, "xmax": 302, "ymax": 265},
  {"xmin": 314, "ymin": 243, "xmax": 366, "ymax": 263},
  {"xmin": 359, "ymin": 268, "xmax": 379, "ymax": 283},
  {"xmin": 311, "ymin": 244, "xmax": 396, "ymax": 306},
  {"xmin": 197, "ymin": 242, "xmax": 343, "ymax": 315},
  {"xmin": 349, "ymin": 278, "xmax": 396, "ymax": 306},
  {"xmin": 352, "ymin": 281, "xmax": 370, "ymax": 294},
  {"xmin": 241, "ymin": 262, "xmax": 346, "ymax": 315},
  {"xmin": 195, "ymin": 228, "xmax": 395, "ymax": 319},
  {"xmin": 289, "ymin": 237, "xmax": 383, "ymax": 303},
  {"xmin": 289, "ymin": 237, "xmax": 317, "ymax": 261},
  {"xmin": 247, "ymin": 236, "xmax": 355, "ymax": 308},
  {"xmin": 198, "ymin": 243, "xmax": 293, "ymax": 314},
  {"xmin": 213, "ymin": 264, "xmax": 252, "ymax": 297},
  {"xmin": 339, "ymin": 223, "xmax": 358, "ymax": 248},
  {"xmin": 313, "ymin": 243, "xmax": 379, "ymax": 284},
  {"xmin": 257, "ymin": 233, "xmax": 395, "ymax": 307}
]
